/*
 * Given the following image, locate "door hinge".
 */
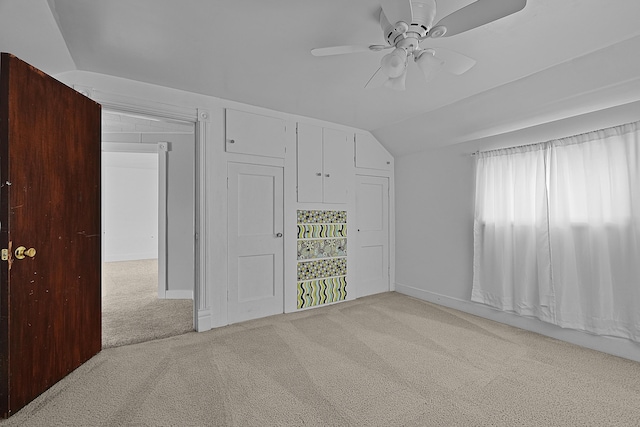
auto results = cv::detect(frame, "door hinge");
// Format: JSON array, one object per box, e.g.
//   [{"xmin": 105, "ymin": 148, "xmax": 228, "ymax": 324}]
[{"xmin": 1, "ymin": 249, "xmax": 8, "ymax": 261}]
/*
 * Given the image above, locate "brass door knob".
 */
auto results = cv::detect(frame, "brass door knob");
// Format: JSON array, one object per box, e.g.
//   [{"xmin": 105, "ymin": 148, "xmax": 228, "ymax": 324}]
[{"xmin": 15, "ymin": 246, "xmax": 36, "ymax": 260}]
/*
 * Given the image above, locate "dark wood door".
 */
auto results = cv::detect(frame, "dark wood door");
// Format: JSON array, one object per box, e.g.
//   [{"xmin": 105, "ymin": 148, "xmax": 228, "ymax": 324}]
[{"xmin": 0, "ymin": 53, "xmax": 102, "ymax": 418}]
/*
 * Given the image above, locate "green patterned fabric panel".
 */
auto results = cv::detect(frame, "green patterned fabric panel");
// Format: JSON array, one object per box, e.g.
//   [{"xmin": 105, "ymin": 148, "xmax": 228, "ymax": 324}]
[
  {"xmin": 297, "ymin": 277, "xmax": 347, "ymax": 309},
  {"xmin": 297, "ymin": 210, "xmax": 347, "ymax": 224},
  {"xmin": 297, "ymin": 224, "xmax": 347, "ymax": 239},
  {"xmin": 297, "ymin": 238, "xmax": 347, "ymax": 260},
  {"xmin": 297, "ymin": 258, "xmax": 347, "ymax": 281},
  {"xmin": 296, "ymin": 209, "xmax": 347, "ymax": 308}
]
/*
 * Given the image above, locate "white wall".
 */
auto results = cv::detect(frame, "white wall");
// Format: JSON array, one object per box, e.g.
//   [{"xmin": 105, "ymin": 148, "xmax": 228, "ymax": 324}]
[
  {"xmin": 102, "ymin": 131, "xmax": 195, "ymax": 298},
  {"xmin": 395, "ymin": 100, "xmax": 640, "ymax": 362},
  {"xmin": 144, "ymin": 133, "xmax": 195, "ymax": 298},
  {"xmin": 55, "ymin": 70, "xmax": 393, "ymax": 330},
  {"xmin": 103, "ymin": 151, "xmax": 158, "ymax": 262}
]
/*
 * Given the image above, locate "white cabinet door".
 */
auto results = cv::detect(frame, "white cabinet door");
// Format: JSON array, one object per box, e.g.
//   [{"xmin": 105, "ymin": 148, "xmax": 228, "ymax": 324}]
[
  {"xmin": 355, "ymin": 175, "xmax": 389, "ymax": 297},
  {"xmin": 297, "ymin": 123, "xmax": 323, "ymax": 203},
  {"xmin": 226, "ymin": 109, "xmax": 285, "ymax": 158},
  {"xmin": 227, "ymin": 162, "xmax": 284, "ymax": 323},
  {"xmin": 323, "ymin": 128, "xmax": 351, "ymax": 204},
  {"xmin": 355, "ymin": 133, "xmax": 393, "ymax": 170},
  {"xmin": 296, "ymin": 123, "xmax": 351, "ymax": 204}
]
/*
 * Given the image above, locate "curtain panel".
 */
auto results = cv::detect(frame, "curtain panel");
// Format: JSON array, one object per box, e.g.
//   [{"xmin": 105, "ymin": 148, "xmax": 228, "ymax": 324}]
[{"xmin": 472, "ymin": 121, "xmax": 640, "ymax": 341}]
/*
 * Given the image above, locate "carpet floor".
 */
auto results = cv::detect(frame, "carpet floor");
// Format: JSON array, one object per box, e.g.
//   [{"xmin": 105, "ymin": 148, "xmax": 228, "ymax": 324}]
[
  {"xmin": 102, "ymin": 259, "xmax": 194, "ymax": 348},
  {"xmin": 2, "ymin": 292, "xmax": 640, "ymax": 426}
]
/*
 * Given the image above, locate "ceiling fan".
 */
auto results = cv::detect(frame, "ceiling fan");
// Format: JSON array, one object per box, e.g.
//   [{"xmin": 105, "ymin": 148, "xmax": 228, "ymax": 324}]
[{"xmin": 311, "ymin": 0, "xmax": 527, "ymax": 90}]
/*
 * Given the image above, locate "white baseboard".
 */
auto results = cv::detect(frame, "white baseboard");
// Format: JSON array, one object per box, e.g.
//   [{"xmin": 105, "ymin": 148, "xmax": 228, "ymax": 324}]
[
  {"xmin": 164, "ymin": 290, "xmax": 193, "ymax": 300},
  {"xmin": 104, "ymin": 253, "xmax": 157, "ymax": 262},
  {"xmin": 395, "ymin": 282, "xmax": 640, "ymax": 363},
  {"xmin": 196, "ymin": 309, "xmax": 212, "ymax": 332}
]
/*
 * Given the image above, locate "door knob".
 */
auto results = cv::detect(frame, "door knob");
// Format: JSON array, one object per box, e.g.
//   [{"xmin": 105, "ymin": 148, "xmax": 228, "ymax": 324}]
[{"xmin": 15, "ymin": 246, "xmax": 36, "ymax": 260}]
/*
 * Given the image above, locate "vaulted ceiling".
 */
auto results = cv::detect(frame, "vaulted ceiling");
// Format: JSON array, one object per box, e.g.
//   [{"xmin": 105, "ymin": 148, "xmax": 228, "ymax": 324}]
[{"xmin": 2, "ymin": 0, "xmax": 640, "ymax": 156}]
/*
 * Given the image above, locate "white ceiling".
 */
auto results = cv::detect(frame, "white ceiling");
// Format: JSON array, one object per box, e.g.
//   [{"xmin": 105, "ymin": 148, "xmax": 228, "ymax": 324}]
[{"xmin": 2, "ymin": 0, "xmax": 640, "ymax": 156}]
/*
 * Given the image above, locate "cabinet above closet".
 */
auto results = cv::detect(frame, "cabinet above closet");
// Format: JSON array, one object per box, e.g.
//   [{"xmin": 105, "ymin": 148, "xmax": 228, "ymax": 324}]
[
  {"xmin": 225, "ymin": 109, "xmax": 285, "ymax": 158},
  {"xmin": 297, "ymin": 123, "xmax": 352, "ymax": 204},
  {"xmin": 355, "ymin": 133, "xmax": 393, "ymax": 171}
]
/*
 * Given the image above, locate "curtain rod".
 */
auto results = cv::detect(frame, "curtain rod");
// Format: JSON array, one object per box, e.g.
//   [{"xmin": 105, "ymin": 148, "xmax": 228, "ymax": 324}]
[{"xmin": 470, "ymin": 119, "xmax": 640, "ymax": 158}]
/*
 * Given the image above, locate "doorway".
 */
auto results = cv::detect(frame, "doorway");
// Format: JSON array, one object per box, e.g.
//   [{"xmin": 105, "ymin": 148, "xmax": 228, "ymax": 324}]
[{"xmin": 101, "ymin": 110, "xmax": 195, "ymax": 347}]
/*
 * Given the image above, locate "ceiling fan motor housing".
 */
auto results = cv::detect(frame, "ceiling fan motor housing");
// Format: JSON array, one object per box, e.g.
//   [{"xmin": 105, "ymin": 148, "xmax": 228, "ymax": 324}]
[{"xmin": 381, "ymin": 0, "xmax": 437, "ymax": 48}]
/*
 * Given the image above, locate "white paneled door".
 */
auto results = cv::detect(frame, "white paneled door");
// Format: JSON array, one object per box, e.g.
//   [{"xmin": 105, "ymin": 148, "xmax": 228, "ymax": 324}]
[
  {"xmin": 227, "ymin": 162, "xmax": 284, "ymax": 324},
  {"xmin": 356, "ymin": 175, "xmax": 390, "ymax": 297}
]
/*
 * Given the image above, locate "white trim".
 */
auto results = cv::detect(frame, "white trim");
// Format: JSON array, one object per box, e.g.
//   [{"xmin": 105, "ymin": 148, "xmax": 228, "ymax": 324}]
[
  {"xmin": 195, "ymin": 109, "xmax": 211, "ymax": 331},
  {"xmin": 102, "ymin": 142, "xmax": 159, "ymax": 153},
  {"xmin": 157, "ymin": 142, "xmax": 169, "ymax": 299},
  {"xmin": 76, "ymin": 85, "xmax": 197, "ymax": 122},
  {"xmin": 283, "ymin": 120, "xmax": 298, "ymax": 314},
  {"xmin": 354, "ymin": 167, "xmax": 394, "ymax": 178},
  {"xmin": 104, "ymin": 253, "xmax": 157, "ymax": 263},
  {"xmin": 91, "ymin": 89, "xmax": 209, "ymax": 332},
  {"xmin": 395, "ymin": 282, "xmax": 640, "ymax": 363},
  {"xmin": 165, "ymin": 290, "xmax": 194, "ymax": 300}
]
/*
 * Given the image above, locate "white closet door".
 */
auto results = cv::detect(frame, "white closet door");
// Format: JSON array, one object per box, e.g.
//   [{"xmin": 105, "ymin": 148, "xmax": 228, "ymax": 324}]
[
  {"xmin": 228, "ymin": 162, "xmax": 284, "ymax": 323},
  {"xmin": 225, "ymin": 109, "xmax": 285, "ymax": 158},
  {"xmin": 355, "ymin": 175, "xmax": 389, "ymax": 297},
  {"xmin": 322, "ymin": 128, "xmax": 351, "ymax": 204},
  {"xmin": 355, "ymin": 133, "xmax": 393, "ymax": 170},
  {"xmin": 297, "ymin": 123, "xmax": 323, "ymax": 202}
]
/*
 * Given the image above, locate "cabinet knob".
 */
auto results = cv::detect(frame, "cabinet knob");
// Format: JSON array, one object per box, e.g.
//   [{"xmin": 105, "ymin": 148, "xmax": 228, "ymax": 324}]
[
  {"xmin": 325, "ymin": 174, "xmax": 330, "ymax": 178},
  {"xmin": 228, "ymin": 139, "xmax": 235, "ymax": 144},
  {"xmin": 316, "ymin": 172, "xmax": 322, "ymax": 176}
]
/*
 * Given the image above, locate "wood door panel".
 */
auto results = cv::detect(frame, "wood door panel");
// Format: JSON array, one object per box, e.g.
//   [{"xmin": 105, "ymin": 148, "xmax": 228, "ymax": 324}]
[{"xmin": 0, "ymin": 53, "xmax": 101, "ymax": 417}]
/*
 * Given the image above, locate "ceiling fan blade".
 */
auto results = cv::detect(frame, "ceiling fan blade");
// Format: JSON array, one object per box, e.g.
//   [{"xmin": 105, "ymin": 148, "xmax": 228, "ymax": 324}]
[
  {"xmin": 311, "ymin": 45, "xmax": 372, "ymax": 57},
  {"xmin": 379, "ymin": 0, "xmax": 413, "ymax": 28},
  {"xmin": 432, "ymin": 0, "xmax": 527, "ymax": 38},
  {"xmin": 431, "ymin": 47, "xmax": 476, "ymax": 75}
]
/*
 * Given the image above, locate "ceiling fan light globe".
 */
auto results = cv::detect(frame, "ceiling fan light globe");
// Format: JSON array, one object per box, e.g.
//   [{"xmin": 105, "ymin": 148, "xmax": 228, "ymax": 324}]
[
  {"xmin": 381, "ymin": 48, "xmax": 407, "ymax": 79},
  {"xmin": 384, "ymin": 71, "xmax": 407, "ymax": 91},
  {"xmin": 415, "ymin": 50, "xmax": 444, "ymax": 82}
]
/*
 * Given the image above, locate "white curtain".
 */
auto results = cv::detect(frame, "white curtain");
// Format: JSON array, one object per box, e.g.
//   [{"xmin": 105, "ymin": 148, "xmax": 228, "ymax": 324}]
[
  {"xmin": 472, "ymin": 144, "xmax": 555, "ymax": 324},
  {"xmin": 473, "ymin": 121, "xmax": 640, "ymax": 341}
]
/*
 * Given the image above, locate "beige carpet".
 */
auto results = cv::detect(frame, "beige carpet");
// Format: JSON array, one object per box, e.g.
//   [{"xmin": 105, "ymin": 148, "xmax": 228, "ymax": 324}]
[
  {"xmin": 102, "ymin": 259, "xmax": 194, "ymax": 348},
  {"xmin": 3, "ymin": 292, "xmax": 640, "ymax": 426}
]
